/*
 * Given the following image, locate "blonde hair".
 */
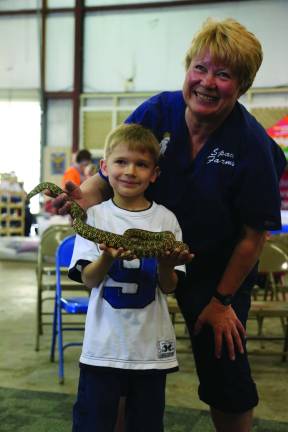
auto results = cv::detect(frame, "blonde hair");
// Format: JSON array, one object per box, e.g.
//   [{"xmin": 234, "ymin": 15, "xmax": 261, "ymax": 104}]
[
  {"xmin": 184, "ymin": 18, "xmax": 263, "ymax": 95},
  {"xmin": 104, "ymin": 123, "xmax": 160, "ymax": 164}
]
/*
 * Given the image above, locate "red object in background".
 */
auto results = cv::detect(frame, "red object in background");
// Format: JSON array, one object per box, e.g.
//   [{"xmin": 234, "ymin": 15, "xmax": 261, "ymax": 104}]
[
  {"xmin": 44, "ymin": 199, "xmax": 57, "ymax": 214},
  {"xmin": 280, "ymin": 170, "xmax": 288, "ymax": 210},
  {"xmin": 266, "ymin": 115, "xmax": 288, "ymax": 210}
]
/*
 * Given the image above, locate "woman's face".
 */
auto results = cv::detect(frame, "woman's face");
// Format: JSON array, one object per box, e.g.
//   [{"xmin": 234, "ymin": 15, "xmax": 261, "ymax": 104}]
[{"xmin": 183, "ymin": 50, "xmax": 241, "ymax": 123}]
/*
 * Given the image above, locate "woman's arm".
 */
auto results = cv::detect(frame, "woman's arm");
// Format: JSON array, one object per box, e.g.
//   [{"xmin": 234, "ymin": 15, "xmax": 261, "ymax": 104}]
[
  {"xmin": 194, "ymin": 226, "xmax": 267, "ymax": 360},
  {"xmin": 79, "ymin": 173, "xmax": 112, "ymax": 210},
  {"xmin": 54, "ymin": 173, "xmax": 112, "ymax": 214}
]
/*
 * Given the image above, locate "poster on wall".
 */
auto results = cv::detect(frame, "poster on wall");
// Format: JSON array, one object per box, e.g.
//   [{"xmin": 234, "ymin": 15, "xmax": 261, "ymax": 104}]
[
  {"xmin": 50, "ymin": 152, "xmax": 66, "ymax": 175},
  {"xmin": 267, "ymin": 115, "xmax": 288, "ymax": 210}
]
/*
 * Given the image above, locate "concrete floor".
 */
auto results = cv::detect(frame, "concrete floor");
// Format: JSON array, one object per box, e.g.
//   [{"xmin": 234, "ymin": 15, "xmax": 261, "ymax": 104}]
[{"xmin": 1, "ymin": 259, "xmax": 288, "ymax": 424}]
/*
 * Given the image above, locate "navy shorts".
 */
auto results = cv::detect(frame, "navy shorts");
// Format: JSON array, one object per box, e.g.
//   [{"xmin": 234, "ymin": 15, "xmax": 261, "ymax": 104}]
[
  {"xmin": 176, "ymin": 279, "xmax": 259, "ymax": 414},
  {"xmin": 72, "ymin": 367, "xmax": 166, "ymax": 432}
]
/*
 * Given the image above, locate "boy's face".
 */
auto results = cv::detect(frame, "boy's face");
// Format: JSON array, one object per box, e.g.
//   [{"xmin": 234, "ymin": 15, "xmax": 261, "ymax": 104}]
[{"xmin": 100, "ymin": 142, "xmax": 159, "ymax": 200}]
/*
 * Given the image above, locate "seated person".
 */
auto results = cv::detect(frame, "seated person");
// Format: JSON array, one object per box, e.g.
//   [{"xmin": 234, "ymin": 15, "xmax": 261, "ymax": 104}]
[{"xmin": 62, "ymin": 149, "xmax": 92, "ymax": 189}]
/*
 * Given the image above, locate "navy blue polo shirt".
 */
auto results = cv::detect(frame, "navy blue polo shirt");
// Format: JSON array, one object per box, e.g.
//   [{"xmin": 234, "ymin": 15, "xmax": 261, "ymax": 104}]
[{"xmin": 125, "ymin": 91, "xmax": 287, "ymax": 286}]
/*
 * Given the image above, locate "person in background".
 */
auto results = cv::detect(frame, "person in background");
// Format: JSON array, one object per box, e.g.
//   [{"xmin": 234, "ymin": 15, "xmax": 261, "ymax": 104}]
[
  {"xmin": 68, "ymin": 123, "xmax": 190, "ymax": 432},
  {"xmin": 61, "ymin": 149, "xmax": 92, "ymax": 190},
  {"xmin": 53, "ymin": 18, "xmax": 286, "ymax": 432}
]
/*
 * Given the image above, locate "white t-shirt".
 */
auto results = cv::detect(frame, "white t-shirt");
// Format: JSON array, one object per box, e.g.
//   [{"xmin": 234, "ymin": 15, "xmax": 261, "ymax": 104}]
[{"xmin": 69, "ymin": 199, "xmax": 185, "ymax": 372}]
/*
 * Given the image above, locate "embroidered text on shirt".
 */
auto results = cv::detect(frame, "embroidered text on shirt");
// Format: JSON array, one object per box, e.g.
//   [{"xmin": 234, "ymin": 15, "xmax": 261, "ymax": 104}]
[
  {"xmin": 207, "ymin": 147, "xmax": 235, "ymax": 167},
  {"xmin": 159, "ymin": 133, "xmax": 170, "ymax": 156}
]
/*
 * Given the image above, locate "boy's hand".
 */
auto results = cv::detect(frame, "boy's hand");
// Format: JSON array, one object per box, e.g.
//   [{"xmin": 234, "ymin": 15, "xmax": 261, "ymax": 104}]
[
  {"xmin": 45, "ymin": 181, "xmax": 83, "ymax": 215},
  {"xmin": 158, "ymin": 248, "xmax": 194, "ymax": 268},
  {"xmin": 99, "ymin": 244, "xmax": 136, "ymax": 261}
]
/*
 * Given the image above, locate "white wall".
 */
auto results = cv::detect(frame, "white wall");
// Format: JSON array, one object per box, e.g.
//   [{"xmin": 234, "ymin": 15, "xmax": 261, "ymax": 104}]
[
  {"xmin": 0, "ymin": 0, "xmax": 287, "ymax": 152},
  {"xmin": 0, "ymin": 15, "xmax": 40, "ymax": 89},
  {"xmin": 84, "ymin": 0, "xmax": 288, "ymax": 92},
  {"xmin": 0, "ymin": 0, "xmax": 287, "ymax": 92},
  {"xmin": 45, "ymin": 14, "xmax": 75, "ymax": 91}
]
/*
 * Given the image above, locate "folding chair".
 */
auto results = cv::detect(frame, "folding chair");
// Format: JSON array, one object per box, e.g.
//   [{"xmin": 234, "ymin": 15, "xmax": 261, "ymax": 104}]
[
  {"xmin": 35, "ymin": 224, "xmax": 74, "ymax": 351},
  {"xmin": 50, "ymin": 234, "xmax": 89, "ymax": 384}
]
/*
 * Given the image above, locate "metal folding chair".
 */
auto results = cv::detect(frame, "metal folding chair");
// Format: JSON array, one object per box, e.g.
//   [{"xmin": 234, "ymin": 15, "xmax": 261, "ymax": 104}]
[
  {"xmin": 50, "ymin": 234, "xmax": 89, "ymax": 384},
  {"xmin": 35, "ymin": 224, "xmax": 74, "ymax": 351}
]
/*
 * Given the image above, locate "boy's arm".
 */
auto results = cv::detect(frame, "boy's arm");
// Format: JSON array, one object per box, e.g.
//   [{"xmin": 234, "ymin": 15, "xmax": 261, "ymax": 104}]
[
  {"xmin": 157, "ymin": 262, "xmax": 178, "ymax": 294},
  {"xmin": 157, "ymin": 248, "xmax": 190, "ymax": 293},
  {"xmin": 81, "ymin": 244, "xmax": 132, "ymax": 289},
  {"xmin": 81, "ymin": 253, "xmax": 115, "ymax": 289}
]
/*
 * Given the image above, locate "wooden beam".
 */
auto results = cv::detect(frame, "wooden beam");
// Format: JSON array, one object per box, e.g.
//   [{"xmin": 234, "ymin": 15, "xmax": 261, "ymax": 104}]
[{"xmin": 72, "ymin": 0, "xmax": 84, "ymax": 153}]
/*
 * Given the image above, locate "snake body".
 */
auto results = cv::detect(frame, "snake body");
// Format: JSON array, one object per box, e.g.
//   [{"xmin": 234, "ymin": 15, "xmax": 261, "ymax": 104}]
[{"xmin": 27, "ymin": 182, "xmax": 189, "ymax": 258}]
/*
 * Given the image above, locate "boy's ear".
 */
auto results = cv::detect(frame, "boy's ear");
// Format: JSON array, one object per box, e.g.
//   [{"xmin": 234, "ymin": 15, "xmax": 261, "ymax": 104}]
[
  {"xmin": 150, "ymin": 165, "xmax": 160, "ymax": 183},
  {"xmin": 100, "ymin": 159, "xmax": 108, "ymax": 177}
]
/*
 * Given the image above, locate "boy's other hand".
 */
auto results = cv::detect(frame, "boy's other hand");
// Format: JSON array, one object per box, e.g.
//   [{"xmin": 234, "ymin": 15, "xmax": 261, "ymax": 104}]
[
  {"xmin": 99, "ymin": 244, "xmax": 136, "ymax": 261},
  {"xmin": 158, "ymin": 248, "xmax": 194, "ymax": 268}
]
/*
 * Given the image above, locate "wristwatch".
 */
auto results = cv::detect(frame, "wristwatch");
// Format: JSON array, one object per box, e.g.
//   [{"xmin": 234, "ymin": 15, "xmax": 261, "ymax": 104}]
[{"xmin": 213, "ymin": 291, "xmax": 233, "ymax": 306}]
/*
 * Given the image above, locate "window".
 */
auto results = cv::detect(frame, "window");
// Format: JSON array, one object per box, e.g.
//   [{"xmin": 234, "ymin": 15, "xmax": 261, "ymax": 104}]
[{"xmin": 0, "ymin": 100, "xmax": 41, "ymax": 213}]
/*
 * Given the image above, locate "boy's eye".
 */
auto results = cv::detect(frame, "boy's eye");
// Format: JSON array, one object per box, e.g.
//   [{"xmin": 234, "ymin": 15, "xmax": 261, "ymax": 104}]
[
  {"xmin": 137, "ymin": 161, "xmax": 149, "ymax": 168},
  {"xmin": 115, "ymin": 159, "xmax": 126, "ymax": 165}
]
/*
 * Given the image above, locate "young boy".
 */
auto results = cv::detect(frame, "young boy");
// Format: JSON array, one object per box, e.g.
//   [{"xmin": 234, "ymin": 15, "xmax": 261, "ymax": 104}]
[{"xmin": 68, "ymin": 124, "xmax": 189, "ymax": 432}]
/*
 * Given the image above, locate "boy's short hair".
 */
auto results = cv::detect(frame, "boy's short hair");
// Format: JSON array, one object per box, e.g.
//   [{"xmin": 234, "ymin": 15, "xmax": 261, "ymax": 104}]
[
  {"xmin": 104, "ymin": 124, "xmax": 160, "ymax": 164},
  {"xmin": 184, "ymin": 17, "xmax": 263, "ymax": 95}
]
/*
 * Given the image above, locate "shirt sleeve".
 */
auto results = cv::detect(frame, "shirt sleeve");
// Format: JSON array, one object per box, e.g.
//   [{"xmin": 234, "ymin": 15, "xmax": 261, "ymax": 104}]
[
  {"xmin": 232, "ymin": 136, "xmax": 286, "ymax": 231},
  {"xmin": 68, "ymin": 208, "xmax": 101, "ymax": 282}
]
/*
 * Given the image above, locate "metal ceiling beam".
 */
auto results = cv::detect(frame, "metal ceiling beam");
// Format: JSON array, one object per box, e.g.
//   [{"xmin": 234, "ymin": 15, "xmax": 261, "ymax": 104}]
[{"xmin": 0, "ymin": 1, "xmax": 258, "ymax": 16}]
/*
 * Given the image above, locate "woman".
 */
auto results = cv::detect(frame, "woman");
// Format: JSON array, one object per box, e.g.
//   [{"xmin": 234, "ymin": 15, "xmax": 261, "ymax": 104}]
[{"xmin": 56, "ymin": 18, "xmax": 286, "ymax": 432}]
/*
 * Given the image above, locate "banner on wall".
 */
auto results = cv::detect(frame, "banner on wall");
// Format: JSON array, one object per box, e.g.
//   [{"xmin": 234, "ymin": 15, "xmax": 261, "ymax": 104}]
[{"xmin": 267, "ymin": 115, "xmax": 288, "ymax": 210}]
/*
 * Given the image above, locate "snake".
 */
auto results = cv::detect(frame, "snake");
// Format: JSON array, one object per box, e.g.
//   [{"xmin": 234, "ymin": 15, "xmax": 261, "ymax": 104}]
[{"xmin": 27, "ymin": 182, "xmax": 189, "ymax": 258}]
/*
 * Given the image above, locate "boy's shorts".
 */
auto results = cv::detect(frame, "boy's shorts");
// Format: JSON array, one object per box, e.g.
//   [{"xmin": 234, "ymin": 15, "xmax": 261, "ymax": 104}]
[
  {"xmin": 176, "ymin": 282, "xmax": 259, "ymax": 414},
  {"xmin": 73, "ymin": 367, "xmax": 166, "ymax": 432}
]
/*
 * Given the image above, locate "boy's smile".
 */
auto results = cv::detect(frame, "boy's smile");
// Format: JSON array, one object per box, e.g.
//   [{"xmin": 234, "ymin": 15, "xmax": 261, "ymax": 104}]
[{"xmin": 100, "ymin": 142, "xmax": 159, "ymax": 210}]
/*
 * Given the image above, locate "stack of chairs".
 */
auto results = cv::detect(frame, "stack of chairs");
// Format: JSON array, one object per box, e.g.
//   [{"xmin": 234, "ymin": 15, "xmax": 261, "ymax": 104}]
[{"xmin": 249, "ymin": 237, "xmax": 288, "ymax": 361}]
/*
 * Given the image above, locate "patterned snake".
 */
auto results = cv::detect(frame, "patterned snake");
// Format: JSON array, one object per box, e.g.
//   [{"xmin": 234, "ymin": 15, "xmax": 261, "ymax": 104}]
[{"xmin": 27, "ymin": 182, "xmax": 189, "ymax": 258}]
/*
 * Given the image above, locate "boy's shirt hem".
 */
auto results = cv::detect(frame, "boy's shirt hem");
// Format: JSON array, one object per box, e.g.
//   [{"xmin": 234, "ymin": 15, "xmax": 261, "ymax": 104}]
[{"xmin": 79, "ymin": 362, "xmax": 179, "ymax": 375}]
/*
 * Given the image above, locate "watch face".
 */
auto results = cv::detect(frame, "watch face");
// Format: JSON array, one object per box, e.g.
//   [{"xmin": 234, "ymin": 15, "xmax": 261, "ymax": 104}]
[{"xmin": 222, "ymin": 295, "xmax": 233, "ymax": 305}]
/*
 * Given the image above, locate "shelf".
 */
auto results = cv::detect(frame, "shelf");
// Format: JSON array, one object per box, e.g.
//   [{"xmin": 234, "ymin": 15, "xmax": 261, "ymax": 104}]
[{"xmin": 0, "ymin": 188, "xmax": 25, "ymax": 236}]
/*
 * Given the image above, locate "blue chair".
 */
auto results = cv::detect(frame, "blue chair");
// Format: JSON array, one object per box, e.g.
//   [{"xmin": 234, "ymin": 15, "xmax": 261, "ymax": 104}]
[{"xmin": 50, "ymin": 234, "xmax": 89, "ymax": 384}]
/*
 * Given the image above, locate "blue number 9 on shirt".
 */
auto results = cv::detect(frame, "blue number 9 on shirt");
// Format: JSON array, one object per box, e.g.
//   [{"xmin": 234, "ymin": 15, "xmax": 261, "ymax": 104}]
[{"xmin": 103, "ymin": 258, "xmax": 157, "ymax": 309}]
